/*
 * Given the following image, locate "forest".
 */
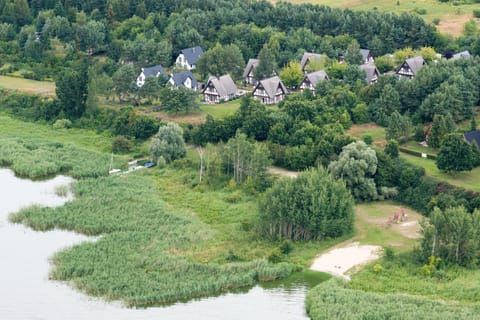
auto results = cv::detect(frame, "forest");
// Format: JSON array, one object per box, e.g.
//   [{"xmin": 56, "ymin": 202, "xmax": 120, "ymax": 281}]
[{"xmin": 1, "ymin": 0, "xmax": 480, "ymax": 319}]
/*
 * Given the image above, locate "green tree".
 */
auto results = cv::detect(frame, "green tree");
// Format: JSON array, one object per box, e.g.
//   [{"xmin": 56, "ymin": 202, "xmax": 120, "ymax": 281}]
[
  {"xmin": 384, "ymin": 139, "xmax": 399, "ymax": 158},
  {"xmin": 55, "ymin": 61, "xmax": 89, "ymax": 120},
  {"xmin": 370, "ymin": 84, "xmax": 401, "ymax": 126},
  {"xmin": 328, "ymin": 141, "xmax": 378, "ymax": 201},
  {"xmin": 279, "ymin": 61, "xmax": 303, "ymax": 88},
  {"xmin": 385, "ymin": 111, "xmax": 412, "ymax": 141},
  {"xmin": 112, "ymin": 64, "xmax": 137, "ymax": 102},
  {"xmin": 254, "ymin": 44, "xmax": 277, "ymax": 81},
  {"xmin": 150, "ymin": 122, "xmax": 186, "ymax": 164},
  {"xmin": 259, "ymin": 167, "xmax": 355, "ymax": 240},
  {"xmin": 428, "ymin": 114, "xmax": 447, "ymax": 149},
  {"xmin": 138, "ymin": 76, "xmax": 161, "ymax": 104},
  {"xmin": 436, "ymin": 133, "xmax": 474, "ymax": 172},
  {"xmin": 195, "ymin": 43, "xmax": 245, "ymax": 80},
  {"xmin": 159, "ymin": 87, "xmax": 199, "ymax": 115},
  {"xmin": 345, "ymin": 40, "xmax": 363, "ymax": 65}
]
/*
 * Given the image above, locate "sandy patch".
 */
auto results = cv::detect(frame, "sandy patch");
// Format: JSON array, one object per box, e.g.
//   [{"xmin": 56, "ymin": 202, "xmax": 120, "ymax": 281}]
[
  {"xmin": 310, "ymin": 242, "xmax": 382, "ymax": 280},
  {"xmin": 268, "ymin": 167, "xmax": 299, "ymax": 178}
]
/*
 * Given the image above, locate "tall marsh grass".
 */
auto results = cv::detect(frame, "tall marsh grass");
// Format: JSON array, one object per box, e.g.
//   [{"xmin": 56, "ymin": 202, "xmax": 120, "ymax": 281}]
[
  {"xmin": 10, "ymin": 174, "xmax": 299, "ymax": 306},
  {"xmin": 0, "ymin": 138, "xmax": 112, "ymax": 178}
]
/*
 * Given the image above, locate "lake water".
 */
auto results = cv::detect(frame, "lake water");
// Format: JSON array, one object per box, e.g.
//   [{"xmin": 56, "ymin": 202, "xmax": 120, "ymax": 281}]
[{"xmin": 0, "ymin": 168, "xmax": 323, "ymax": 319}]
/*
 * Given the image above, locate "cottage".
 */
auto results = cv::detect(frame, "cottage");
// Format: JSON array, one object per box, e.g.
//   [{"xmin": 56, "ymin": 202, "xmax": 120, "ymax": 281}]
[
  {"xmin": 136, "ymin": 65, "xmax": 168, "ymax": 87},
  {"xmin": 300, "ymin": 52, "xmax": 325, "ymax": 72},
  {"xmin": 464, "ymin": 130, "xmax": 480, "ymax": 146},
  {"xmin": 359, "ymin": 63, "xmax": 380, "ymax": 84},
  {"xmin": 396, "ymin": 56, "xmax": 426, "ymax": 79},
  {"xmin": 202, "ymin": 74, "xmax": 238, "ymax": 103},
  {"xmin": 169, "ymin": 71, "xmax": 198, "ymax": 90},
  {"xmin": 252, "ymin": 76, "xmax": 288, "ymax": 105},
  {"xmin": 299, "ymin": 70, "xmax": 329, "ymax": 94},
  {"xmin": 175, "ymin": 46, "xmax": 204, "ymax": 70},
  {"xmin": 360, "ymin": 49, "xmax": 375, "ymax": 64},
  {"xmin": 243, "ymin": 58, "xmax": 260, "ymax": 85}
]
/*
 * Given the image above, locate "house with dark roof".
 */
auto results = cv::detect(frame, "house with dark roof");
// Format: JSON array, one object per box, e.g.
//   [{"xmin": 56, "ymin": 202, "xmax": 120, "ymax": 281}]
[
  {"xmin": 175, "ymin": 46, "xmax": 204, "ymax": 70},
  {"xmin": 300, "ymin": 52, "xmax": 326, "ymax": 72},
  {"xmin": 464, "ymin": 130, "xmax": 480, "ymax": 146},
  {"xmin": 252, "ymin": 76, "xmax": 288, "ymax": 105},
  {"xmin": 202, "ymin": 74, "xmax": 238, "ymax": 103},
  {"xmin": 168, "ymin": 71, "xmax": 198, "ymax": 90},
  {"xmin": 360, "ymin": 49, "xmax": 375, "ymax": 64},
  {"xmin": 243, "ymin": 58, "xmax": 260, "ymax": 85},
  {"xmin": 359, "ymin": 63, "xmax": 380, "ymax": 84},
  {"xmin": 299, "ymin": 70, "xmax": 329, "ymax": 94},
  {"xmin": 396, "ymin": 56, "xmax": 426, "ymax": 79},
  {"xmin": 136, "ymin": 65, "xmax": 168, "ymax": 87},
  {"xmin": 452, "ymin": 50, "xmax": 472, "ymax": 60}
]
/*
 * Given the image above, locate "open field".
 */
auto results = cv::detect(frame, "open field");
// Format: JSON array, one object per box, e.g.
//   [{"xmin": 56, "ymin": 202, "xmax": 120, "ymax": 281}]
[
  {"xmin": 0, "ymin": 75, "xmax": 56, "ymax": 96},
  {"xmin": 401, "ymin": 152, "xmax": 480, "ymax": 192},
  {"xmin": 277, "ymin": 0, "xmax": 480, "ymax": 37}
]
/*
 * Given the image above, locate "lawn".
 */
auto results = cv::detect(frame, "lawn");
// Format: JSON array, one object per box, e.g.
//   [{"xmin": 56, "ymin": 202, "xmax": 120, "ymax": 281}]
[
  {"xmin": 200, "ymin": 99, "xmax": 242, "ymax": 118},
  {"xmin": 0, "ymin": 114, "xmax": 114, "ymax": 153},
  {"xmin": 346, "ymin": 123, "xmax": 386, "ymax": 148},
  {"xmin": 0, "ymin": 75, "xmax": 56, "ymax": 96},
  {"xmin": 401, "ymin": 152, "xmax": 480, "ymax": 192},
  {"xmin": 401, "ymin": 140, "xmax": 438, "ymax": 155},
  {"xmin": 277, "ymin": 0, "xmax": 480, "ymax": 37}
]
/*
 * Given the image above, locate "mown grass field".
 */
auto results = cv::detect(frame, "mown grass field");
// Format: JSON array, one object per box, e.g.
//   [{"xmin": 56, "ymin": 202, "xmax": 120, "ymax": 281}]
[
  {"xmin": 401, "ymin": 152, "xmax": 480, "ymax": 192},
  {"xmin": 346, "ymin": 123, "xmax": 386, "ymax": 147},
  {"xmin": 0, "ymin": 75, "xmax": 56, "ymax": 96},
  {"xmin": 278, "ymin": 0, "xmax": 480, "ymax": 36}
]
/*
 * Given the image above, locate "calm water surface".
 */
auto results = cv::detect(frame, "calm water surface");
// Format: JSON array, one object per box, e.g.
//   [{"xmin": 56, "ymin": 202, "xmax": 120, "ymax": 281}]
[{"xmin": 0, "ymin": 168, "xmax": 322, "ymax": 320}]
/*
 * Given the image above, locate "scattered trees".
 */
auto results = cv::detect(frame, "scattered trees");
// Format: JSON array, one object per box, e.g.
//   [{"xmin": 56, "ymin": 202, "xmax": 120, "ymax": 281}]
[{"xmin": 259, "ymin": 167, "xmax": 354, "ymax": 240}]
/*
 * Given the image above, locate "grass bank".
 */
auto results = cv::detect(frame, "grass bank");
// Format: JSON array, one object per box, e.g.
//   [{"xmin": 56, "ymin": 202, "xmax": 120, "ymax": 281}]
[{"xmin": 0, "ymin": 75, "xmax": 56, "ymax": 96}]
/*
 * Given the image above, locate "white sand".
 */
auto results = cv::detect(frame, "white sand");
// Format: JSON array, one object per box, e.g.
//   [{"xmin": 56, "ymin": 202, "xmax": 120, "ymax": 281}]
[{"xmin": 310, "ymin": 242, "xmax": 382, "ymax": 280}]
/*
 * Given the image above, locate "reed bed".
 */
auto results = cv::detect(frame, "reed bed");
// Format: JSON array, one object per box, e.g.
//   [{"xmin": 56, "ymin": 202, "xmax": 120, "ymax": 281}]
[
  {"xmin": 10, "ymin": 174, "xmax": 299, "ymax": 306},
  {"xmin": 0, "ymin": 138, "xmax": 111, "ymax": 178},
  {"xmin": 306, "ymin": 279, "xmax": 480, "ymax": 320}
]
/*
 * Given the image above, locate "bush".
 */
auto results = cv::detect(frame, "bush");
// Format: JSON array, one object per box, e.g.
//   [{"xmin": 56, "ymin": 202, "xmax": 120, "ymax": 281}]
[
  {"xmin": 52, "ymin": 119, "xmax": 72, "ymax": 129},
  {"xmin": 413, "ymin": 7, "xmax": 427, "ymax": 15},
  {"xmin": 474, "ymin": 9, "xmax": 480, "ymax": 18},
  {"xmin": 111, "ymin": 135, "xmax": 132, "ymax": 154},
  {"xmin": 363, "ymin": 135, "xmax": 373, "ymax": 145}
]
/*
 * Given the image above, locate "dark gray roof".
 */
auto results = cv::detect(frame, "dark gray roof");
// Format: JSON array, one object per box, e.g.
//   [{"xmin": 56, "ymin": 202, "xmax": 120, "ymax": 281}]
[
  {"xmin": 303, "ymin": 70, "xmax": 329, "ymax": 86},
  {"xmin": 170, "ymin": 71, "xmax": 197, "ymax": 89},
  {"xmin": 300, "ymin": 52, "xmax": 324, "ymax": 70},
  {"xmin": 404, "ymin": 56, "xmax": 425, "ymax": 75},
  {"xmin": 142, "ymin": 65, "xmax": 168, "ymax": 78},
  {"xmin": 256, "ymin": 76, "xmax": 288, "ymax": 99},
  {"xmin": 452, "ymin": 50, "xmax": 471, "ymax": 59},
  {"xmin": 204, "ymin": 74, "xmax": 237, "ymax": 97},
  {"xmin": 180, "ymin": 46, "xmax": 204, "ymax": 65},
  {"xmin": 464, "ymin": 130, "xmax": 480, "ymax": 146},
  {"xmin": 360, "ymin": 49, "xmax": 371, "ymax": 61},
  {"xmin": 242, "ymin": 58, "xmax": 259, "ymax": 78},
  {"xmin": 359, "ymin": 63, "xmax": 380, "ymax": 83}
]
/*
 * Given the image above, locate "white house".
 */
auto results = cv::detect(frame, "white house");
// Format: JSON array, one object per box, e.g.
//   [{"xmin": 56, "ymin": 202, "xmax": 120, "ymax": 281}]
[
  {"xmin": 242, "ymin": 58, "xmax": 260, "ymax": 85},
  {"xmin": 136, "ymin": 65, "xmax": 168, "ymax": 87},
  {"xmin": 175, "ymin": 46, "xmax": 204, "ymax": 70},
  {"xmin": 168, "ymin": 71, "xmax": 198, "ymax": 90},
  {"xmin": 359, "ymin": 63, "xmax": 380, "ymax": 84},
  {"xmin": 396, "ymin": 56, "xmax": 426, "ymax": 79},
  {"xmin": 299, "ymin": 70, "xmax": 329, "ymax": 94},
  {"xmin": 252, "ymin": 76, "xmax": 288, "ymax": 105}
]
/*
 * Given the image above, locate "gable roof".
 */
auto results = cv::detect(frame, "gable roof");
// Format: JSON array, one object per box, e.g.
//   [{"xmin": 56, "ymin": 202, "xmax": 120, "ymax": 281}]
[
  {"xmin": 180, "ymin": 46, "xmax": 204, "ymax": 65},
  {"xmin": 142, "ymin": 65, "xmax": 168, "ymax": 78},
  {"xmin": 464, "ymin": 130, "xmax": 480, "ymax": 146},
  {"xmin": 256, "ymin": 76, "xmax": 288, "ymax": 99},
  {"xmin": 204, "ymin": 74, "xmax": 237, "ymax": 97},
  {"xmin": 359, "ymin": 63, "xmax": 380, "ymax": 83},
  {"xmin": 170, "ymin": 71, "xmax": 197, "ymax": 88},
  {"xmin": 242, "ymin": 58, "xmax": 259, "ymax": 78},
  {"xmin": 300, "ymin": 52, "xmax": 324, "ymax": 70},
  {"xmin": 452, "ymin": 50, "xmax": 471, "ymax": 60},
  {"xmin": 360, "ymin": 49, "xmax": 371, "ymax": 61},
  {"xmin": 303, "ymin": 70, "xmax": 329, "ymax": 86},
  {"xmin": 403, "ymin": 56, "xmax": 426, "ymax": 75}
]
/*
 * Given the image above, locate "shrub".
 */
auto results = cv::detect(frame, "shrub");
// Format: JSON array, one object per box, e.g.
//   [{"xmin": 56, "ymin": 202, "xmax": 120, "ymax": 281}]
[
  {"xmin": 52, "ymin": 119, "xmax": 72, "ymax": 129},
  {"xmin": 111, "ymin": 135, "xmax": 132, "ymax": 154},
  {"xmin": 363, "ymin": 135, "xmax": 373, "ymax": 145},
  {"xmin": 474, "ymin": 9, "xmax": 480, "ymax": 18}
]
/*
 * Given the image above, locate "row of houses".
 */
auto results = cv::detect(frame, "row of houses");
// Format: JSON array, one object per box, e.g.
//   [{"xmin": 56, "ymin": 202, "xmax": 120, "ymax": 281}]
[{"xmin": 136, "ymin": 45, "xmax": 472, "ymax": 105}]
